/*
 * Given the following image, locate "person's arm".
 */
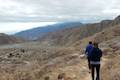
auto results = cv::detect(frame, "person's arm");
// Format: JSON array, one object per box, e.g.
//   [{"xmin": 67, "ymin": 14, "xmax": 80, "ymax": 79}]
[
  {"xmin": 85, "ymin": 46, "xmax": 88, "ymax": 55},
  {"xmin": 85, "ymin": 47, "xmax": 87, "ymax": 54}
]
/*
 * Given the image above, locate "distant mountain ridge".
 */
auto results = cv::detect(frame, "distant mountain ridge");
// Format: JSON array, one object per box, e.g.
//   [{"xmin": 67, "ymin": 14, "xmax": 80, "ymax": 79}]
[{"xmin": 14, "ymin": 22, "xmax": 82, "ymax": 40}]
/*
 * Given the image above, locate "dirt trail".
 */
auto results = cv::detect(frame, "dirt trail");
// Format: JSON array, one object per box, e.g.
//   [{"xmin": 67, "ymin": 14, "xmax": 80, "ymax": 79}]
[{"xmin": 83, "ymin": 58, "xmax": 108, "ymax": 80}]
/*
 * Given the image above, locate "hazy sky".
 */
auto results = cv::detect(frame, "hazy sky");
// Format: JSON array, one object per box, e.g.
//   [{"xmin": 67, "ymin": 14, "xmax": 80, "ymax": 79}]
[
  {"xmin": 0, "ymin": 22, "xmax": 56, "ymax": 34},
  {"xmin": 0, "ymin": 0, "xmax": 120, "ymax": 34}
]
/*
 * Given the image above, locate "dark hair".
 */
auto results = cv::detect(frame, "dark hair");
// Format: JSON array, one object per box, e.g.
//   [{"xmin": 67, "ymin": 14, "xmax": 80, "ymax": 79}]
[
  {"xmin": 93, "ymin": 42, "xmax": 98, "ymax": 47},
  {"xmin": 89, "ymin": 41, "xmax": 92, "ymax": 44}
]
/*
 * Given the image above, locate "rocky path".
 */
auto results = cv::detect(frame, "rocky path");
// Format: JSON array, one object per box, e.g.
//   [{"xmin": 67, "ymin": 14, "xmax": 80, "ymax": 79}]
[{"xmin": 83, "ymin": 58, "xmax": 108, "ymax": 80}]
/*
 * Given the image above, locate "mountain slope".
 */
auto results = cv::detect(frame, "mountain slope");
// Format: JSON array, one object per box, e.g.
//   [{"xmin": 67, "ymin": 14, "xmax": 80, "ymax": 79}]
[
  {"xmin": 79, "ymin": 23, "xmax": 120, "ymax": 80},
  {"xmin": 38, "ymin": 15, "xmax": 120, "ymax": 46},
  {"xmin": 0, "ymin": 33, "xmax": 23, "ymax": 45},
  {"xmin": 0, "ymin": 23, "xmax": 120, "ymax": 80},
  {"xmin": 14, "ymin": 22, "xmax": 82, "ymax": 40}
]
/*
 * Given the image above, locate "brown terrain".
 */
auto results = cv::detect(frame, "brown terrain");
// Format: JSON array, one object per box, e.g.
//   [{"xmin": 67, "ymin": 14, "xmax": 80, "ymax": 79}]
[
  {"xmin": 0, "ymin": 16, "xmax": 120, "ymax": 80},
  {"xmin": 39, "ymin": 15, "xmax": 120, "ymax": 46},
  {"xmin": 0, "ymin": 33, "xmax": 23, "ymax": 45}
]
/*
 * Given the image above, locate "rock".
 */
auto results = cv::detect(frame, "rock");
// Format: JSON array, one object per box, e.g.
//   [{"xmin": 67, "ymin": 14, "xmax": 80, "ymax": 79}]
[
  {"xmin": 58, "ymin": 73, "xmax": 66, "ymax": 80},
  {"xmin": 21, "ymin": 49, "xmax": 25, "ymax": 53},
  {"xmin": 44, "ymin": 76, "xmax": 50, "ymax": 80},
  {"xmin": 8, "ymin": 53, "xmax": 14, "ymax": 58}
]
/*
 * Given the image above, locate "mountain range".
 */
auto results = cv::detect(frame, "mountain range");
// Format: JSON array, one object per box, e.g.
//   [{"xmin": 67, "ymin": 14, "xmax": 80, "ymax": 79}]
[
  {"xmin": 1, "ymin": 15, "xmax": 120, "ymax": 47},
  {"xmin": 38, "ymin": 15, "xmax": 120, "ymax": 46},
  {"xmin": 14, "ymin": 22, "xmax": 82, "ymax": 40}
]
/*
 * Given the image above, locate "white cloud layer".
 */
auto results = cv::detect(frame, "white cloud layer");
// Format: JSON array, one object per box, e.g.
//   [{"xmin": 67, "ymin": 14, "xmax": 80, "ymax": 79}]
[
  {"xmin": 0, "ymin": 0, "xmax": 120, "ymax": 22},
  {"xmin": 0, "ymin": 22, "xmax": 56, "ymax": 34},
  {"xmin": 0, "ymin": 0, "xmax": 120, "ymax": 34}
]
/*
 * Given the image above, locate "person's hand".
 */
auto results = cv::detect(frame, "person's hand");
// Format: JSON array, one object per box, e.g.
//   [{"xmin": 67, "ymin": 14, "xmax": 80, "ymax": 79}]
[{"xmin": 80, "ymin": 54, "xmax": 87, "ymax": 59}]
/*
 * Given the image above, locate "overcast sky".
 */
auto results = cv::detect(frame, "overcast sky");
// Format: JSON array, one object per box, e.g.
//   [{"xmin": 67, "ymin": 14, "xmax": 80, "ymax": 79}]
[{"xmin": 0, "ymin": 0, "xmax": 120, "ymax": 34}]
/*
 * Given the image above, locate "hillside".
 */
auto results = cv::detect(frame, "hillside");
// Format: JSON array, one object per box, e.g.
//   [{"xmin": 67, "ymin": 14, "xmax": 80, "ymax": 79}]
[
  {"xmin": 74, "ymin": 23, "xmax": 120, "ymax": 46},
  {"xmin": 78, "ymin": 23, "xmax": 120, "ymax": 80},
  {"xmin": 0, "ymin": 24, "xmax": 120, "ymax": 80},
  {"xmin": 0, "ymin": 33, "xmax": 23, "ymax": 45},
  {"xmin": 0, "ymin": 15, "xmax": 120, "ymax": 80},
  {"xmin": 38, "ymin": 15, "xmax": 120, "ymax": 46},
  {"xmin": 14, "ymin": 22, "xmax": 82, "ymax": 40}
]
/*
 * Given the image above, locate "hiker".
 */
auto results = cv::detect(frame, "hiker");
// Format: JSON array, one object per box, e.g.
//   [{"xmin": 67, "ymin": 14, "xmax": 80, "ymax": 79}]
[
  {"xmin": 90, "ymin": 42, "xmax": 102, "ymax": 80},
  {"xmin": 85, "ymin": 41, "xmax": 93, "ymax": 70}
]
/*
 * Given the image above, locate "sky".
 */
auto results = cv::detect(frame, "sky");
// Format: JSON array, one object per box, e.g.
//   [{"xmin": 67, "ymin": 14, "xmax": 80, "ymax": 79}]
[
  {"xmin": 0, "ymin": 0, "xmax": 120, "ymax": 34},
  {"xmin": 0, "ymin": 22, "xmax": 56, "ymax": 34}
]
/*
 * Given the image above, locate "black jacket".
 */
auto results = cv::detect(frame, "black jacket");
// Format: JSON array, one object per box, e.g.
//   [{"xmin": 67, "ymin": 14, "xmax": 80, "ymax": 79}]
[{"xmin": 90, "ymin": 47, "xmax": 102, "ymax": 61}]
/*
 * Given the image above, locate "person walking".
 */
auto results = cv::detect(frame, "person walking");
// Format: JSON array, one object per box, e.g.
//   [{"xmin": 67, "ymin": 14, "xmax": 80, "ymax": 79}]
[
  {"xmin": 85, "ymin": 41, "xmax": 93, "ymax": 70},
  {"xmin": 90, "ymin": 42, "xmax": 102, "ymax": 80}
]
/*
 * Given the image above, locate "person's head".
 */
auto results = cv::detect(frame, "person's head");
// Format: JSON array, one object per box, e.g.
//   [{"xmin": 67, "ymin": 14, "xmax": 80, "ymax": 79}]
[
  {"xmin": 93, "ymin": 42, "xmax": 99, "ymax": 48},
  {"xmin": 89, "ymin": 41, "xmax": 92, "ymax": 44}
]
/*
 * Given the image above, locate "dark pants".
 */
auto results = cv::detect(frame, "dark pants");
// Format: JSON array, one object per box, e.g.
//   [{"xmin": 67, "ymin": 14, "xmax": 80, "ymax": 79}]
[
  {"xmin": 87, "ymin": 57, "xmax": 91, "ymax": 69},
  {"xmin": 91, "ymin": 64, "xmax": 100, "ymax": 80}
]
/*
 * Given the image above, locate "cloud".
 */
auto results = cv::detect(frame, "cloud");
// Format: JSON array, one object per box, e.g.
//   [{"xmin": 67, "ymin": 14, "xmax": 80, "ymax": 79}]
[
  {"xmin": 0, "ymin": 22, "xmax": 56, "ymax": 34},
  {"xmin": 0, "ymin": 0, "xmax": 120, "ymax": 22}
]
